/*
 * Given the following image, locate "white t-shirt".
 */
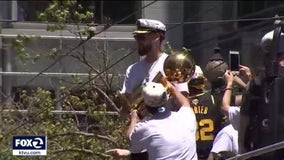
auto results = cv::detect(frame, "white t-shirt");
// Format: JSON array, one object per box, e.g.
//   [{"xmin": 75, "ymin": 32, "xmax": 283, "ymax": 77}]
[
  {"xmin": 120, "ymin": 53, "xmax": 168, "ymax": 94},
  {"xmin": 210, "ymin": 107, "xmax": 240, "ymax": 155},
  {"xmin": 210, "ymin": 124, "xmax": 238, "ymax": 154},
  {"xmin": 129, "ymin": 106, "xmax": 198, "ymax": 160},
  {"xmin": 228, "ymin": 106, "xmax": 240, "ymax": 130}
]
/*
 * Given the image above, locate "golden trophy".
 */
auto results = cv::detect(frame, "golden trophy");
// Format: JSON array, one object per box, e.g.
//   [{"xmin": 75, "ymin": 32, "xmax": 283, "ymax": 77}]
[{"xmin": 119, "ymin": 43, "xmax": 196, "ymax": 118}]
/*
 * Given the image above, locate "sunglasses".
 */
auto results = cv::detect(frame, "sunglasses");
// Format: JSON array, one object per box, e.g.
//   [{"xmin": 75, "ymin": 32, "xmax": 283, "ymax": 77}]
[
  {"xmin": 133, "ymin": 34, "xmax": 149, "ymax": 40},
  {"xmin": 133, "ymin": 31, "xmax": 159, "ymax": 40}
]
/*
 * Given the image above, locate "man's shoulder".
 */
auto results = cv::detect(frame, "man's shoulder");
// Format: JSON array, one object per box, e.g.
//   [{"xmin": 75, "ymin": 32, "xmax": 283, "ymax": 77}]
[
  {"xmin": 160, "ymin": 52, "xmax": 169, "ymax": 60},
  {"xmin": 133, "ymin": 120, "xmax": 150, "ymax": 132},
  {"xmin": 161, "ymin": 52, "xmax": 169, "ymax": 57},
  {"xmin": 177, "ymin": 106, "xmax": 195, "ymax": 117},
  {"xmin": 219, "ymin": 124, "xmax": 237, "ymax": 135},
  {"xmin": 127, "ymin": 60, "xmax": 147, "ymax": 71},
  {"xmin": 178, "ymin": 105, "xmax": 192, "ymax": 111}
]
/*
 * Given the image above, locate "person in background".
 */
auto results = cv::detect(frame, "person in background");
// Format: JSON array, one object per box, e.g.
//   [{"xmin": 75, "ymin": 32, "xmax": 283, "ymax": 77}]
[
  {"xmin": 204, "ymin": 47, "xmax": 246, "ymax": 109},
  {"xmin": 208, "ymin": 65, "xmax": 252, "ymax": 160},
  {"xmin": 187, "ymin": 65, "xmax": 224, "ymax": 160},
  {"xmin": 239, "ymin": 28, "xmax": 284, "ymax": 159}
]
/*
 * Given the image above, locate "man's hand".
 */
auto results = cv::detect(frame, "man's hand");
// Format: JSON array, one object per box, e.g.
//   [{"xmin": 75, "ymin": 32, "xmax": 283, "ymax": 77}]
[
  {"xmin": 105, "ymin": 148, "xmax": 131, "ymax": 158},
  {"xmin": 223, "ymin": 70, "xmax": 234, "ymax": 86},
  {"xmin": 127, "ymin": 109, "xmax": 140, "ymax": 138},
  {"xmin": 130, "ymin": 109, "xmax": 140, "ymax": 123},
  {"xmin": 160, "ymin": 76, "xmax": 174, "ymax": 92},
  {"xmin": 239, "ymin": 65, "xmax": 253, "ymax": 81}
]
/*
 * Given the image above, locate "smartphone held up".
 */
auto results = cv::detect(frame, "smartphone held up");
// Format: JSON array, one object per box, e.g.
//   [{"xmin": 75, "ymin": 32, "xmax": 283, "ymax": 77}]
[{"xmin": 229, "ymin": 51, "xmax": 240, "ymax": 75}]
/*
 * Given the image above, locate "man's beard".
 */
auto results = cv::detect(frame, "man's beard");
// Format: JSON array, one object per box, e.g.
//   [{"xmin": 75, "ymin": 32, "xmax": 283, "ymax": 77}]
[{"xmin": 138, "ymin": 45, "xmax": 152, "ymax": 56}]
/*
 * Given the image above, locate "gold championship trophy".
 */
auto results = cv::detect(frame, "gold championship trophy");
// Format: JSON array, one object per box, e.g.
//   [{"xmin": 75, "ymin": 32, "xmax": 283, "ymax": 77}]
[{"xmin": 119, "ymin": 43, "xmax": 195, "ymax": 118}]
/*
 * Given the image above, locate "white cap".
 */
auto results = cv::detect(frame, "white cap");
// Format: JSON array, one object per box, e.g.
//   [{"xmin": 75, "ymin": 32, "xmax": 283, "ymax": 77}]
[
  {"xmin": 133, "ymin": 19, "xmax": 166, "ymax": 34},
  {"xmin": 192, "ymin": 65, "xmax": 204, "ymax": 79},
  {"xmin": 142, "ymin": 82, "xmax": 169, "ymax": 107},
  {"xmin": 261, "ymin": 30, "xmax": 284, "ymax": 53}
]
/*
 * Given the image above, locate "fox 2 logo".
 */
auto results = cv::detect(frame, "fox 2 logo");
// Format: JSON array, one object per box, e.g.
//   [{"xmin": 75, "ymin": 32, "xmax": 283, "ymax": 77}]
[{"xmin": 13, "ymin": 136, "xmax": 46, "ymax": 150}]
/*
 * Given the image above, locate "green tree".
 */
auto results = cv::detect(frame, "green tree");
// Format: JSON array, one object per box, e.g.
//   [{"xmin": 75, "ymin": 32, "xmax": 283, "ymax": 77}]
[{"xmin": 1, "ymin": 0, "xmax": 132, "ymax": 159}]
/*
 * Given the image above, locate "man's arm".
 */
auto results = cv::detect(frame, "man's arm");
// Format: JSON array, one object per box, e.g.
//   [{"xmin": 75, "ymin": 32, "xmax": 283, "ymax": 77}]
[
  {"xmin": 222, "ymin": 70, "xmax": 234, "ymax": 115},
  {"xmin": 232, "ymin": 65, "xmax": 253, "ymax": 91},
  {"xmin": 233, "ymin": 76, "xmax": 247, "ymax": 89},
  {"xmin": 120, "ymin": 65, "xmax": 136, "ymax": 116},
  {"xmin": 236, "ymin": 65, "xmax": 253, "ymax": 153},
  {"xmin": 106, "ymin": 148, "xmax": 131, "ymax": 158},
  {"xmin": 126, "ymin": 110, "xmax": 148, "ymax": 155},
  {"xmin": 166, "ymin": 80, "xmax": 190, "ymax": 108},
  {"xmin": 231, "ymin": 65, "xmax": 254, "ymax": 106},
  {"xmin": 126, "ymin": 109, "xmax": 140, "ymax": 139},
  {"xmin": 239, "ymin": 65, "xmax": 254, "ymax": 90}
]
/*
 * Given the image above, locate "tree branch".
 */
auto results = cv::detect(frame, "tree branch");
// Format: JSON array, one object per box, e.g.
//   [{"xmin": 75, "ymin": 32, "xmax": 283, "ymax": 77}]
[
  {"xmin": 92, "ymin": 86, "xmax": 120, "ymax": 113},
  {"xmin": 48, "ymin": 131, "xmax": 118, "ymax": 146},
  {"xmin": 50, "ymin": 147, "xmax": 111, "ymax": 158}
]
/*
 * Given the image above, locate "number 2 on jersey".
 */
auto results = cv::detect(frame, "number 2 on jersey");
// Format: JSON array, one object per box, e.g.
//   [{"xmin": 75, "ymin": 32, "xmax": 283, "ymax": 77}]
[{"xmin": 196, "ymin": 119, "xmax": 214, "ymax": 141}]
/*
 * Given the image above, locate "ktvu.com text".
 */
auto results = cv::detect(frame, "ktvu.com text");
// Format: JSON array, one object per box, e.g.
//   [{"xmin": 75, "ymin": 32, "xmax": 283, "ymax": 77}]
[{"xmin": 12, "ymin": 136, "xmax": 47, "ymax": 156}]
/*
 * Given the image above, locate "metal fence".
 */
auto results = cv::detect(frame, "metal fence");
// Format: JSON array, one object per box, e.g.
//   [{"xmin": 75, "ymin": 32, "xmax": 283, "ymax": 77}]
[{"xmin": 227, "ymin": 141, "xmax": 284, "ymax": 160}]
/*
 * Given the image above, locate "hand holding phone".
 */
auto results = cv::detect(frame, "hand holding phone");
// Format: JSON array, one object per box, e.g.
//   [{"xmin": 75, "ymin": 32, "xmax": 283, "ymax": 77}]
[{"xmin": 229, "ymin": 51, "xmax": 240, "ymax": 75}]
